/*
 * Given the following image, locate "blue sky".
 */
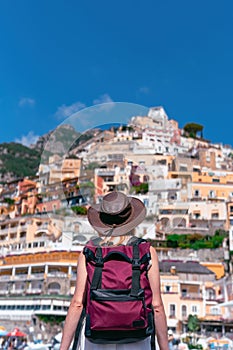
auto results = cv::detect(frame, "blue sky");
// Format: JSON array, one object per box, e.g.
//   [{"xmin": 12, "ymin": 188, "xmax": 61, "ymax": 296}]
[{"xmin": 1, "ymin": 0, "xmax": 233, "ymax": 146}]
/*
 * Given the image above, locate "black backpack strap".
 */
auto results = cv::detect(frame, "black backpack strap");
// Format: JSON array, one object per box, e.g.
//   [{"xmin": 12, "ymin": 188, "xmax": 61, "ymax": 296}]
[
  {"xmin": 130, "ymin": 244, "xmax": 141, "ymax": 297},
  {"xmin": 72, "ymin": 307, "xmax": 86, "ymax": 350},
  {"xmin": 90, "ymin": 247, "xmax": 104, "ymax": 290},
  {"xmin": 127, "ymin": 236, "xmax": 147, "ymax": 246},
  {"xmin": 150, "ymin": 308, "xmax": 156, "ymax": 350}
]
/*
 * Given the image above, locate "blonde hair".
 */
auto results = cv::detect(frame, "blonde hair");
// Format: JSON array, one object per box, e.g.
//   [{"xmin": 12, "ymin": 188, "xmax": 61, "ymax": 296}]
[{"xmin": 99, "ymin": 229, "xmax": 135, "ymax": 246}]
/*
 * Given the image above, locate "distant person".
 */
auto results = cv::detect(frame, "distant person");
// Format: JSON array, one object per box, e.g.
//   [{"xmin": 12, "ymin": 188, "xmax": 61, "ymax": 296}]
[
  {"xmin": 59, "ymin": 191, "xmax": 169, "ymax": 350},
  {"xmin": 18, "ymin": 339, "xmax": 27, "ymax": 350},
  {"xmin": 168, "ymin": 330, "xmax": 174, "ymax": 350}
]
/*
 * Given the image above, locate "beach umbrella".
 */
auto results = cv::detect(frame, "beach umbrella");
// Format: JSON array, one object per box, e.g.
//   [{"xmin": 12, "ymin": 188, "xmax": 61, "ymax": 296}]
[
  {"xmin": 0, "ymin": 329, "xmax": 7, "ymax": 336},
  {"xmin": 207, "ymin": 337, "xmax": 218, "ymax": 343},
  {"xmin": 197, "ymin": 337, "xmax": 208, "ymax": 349},
  {"xmin": 219, "ymin": 337, "xmax": 233, "ymax": 346},
  {"xmin": 54, "ymin": 332, "xmax": 62, "ymax": 343},
  {"xmin": 7, "ymin": 328, "xmax": 27, "ymax": 337}
]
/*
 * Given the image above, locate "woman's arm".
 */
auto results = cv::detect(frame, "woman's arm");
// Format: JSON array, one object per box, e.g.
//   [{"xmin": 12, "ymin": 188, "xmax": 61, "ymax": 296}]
[
  {"xmin": 60, "ymin": 252, "xmax": 87, "ymax": 350},
  {"xmin": 148, "ymin": 246, "xmax": 169, "ymax": 350}
]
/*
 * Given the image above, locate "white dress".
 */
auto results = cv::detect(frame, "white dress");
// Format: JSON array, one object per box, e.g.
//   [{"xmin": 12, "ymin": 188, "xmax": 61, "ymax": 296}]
[
  {"xmin": 84, "ymin": 337, "xmax": 151, "ymax": 349},
  {"xmin": 76, "ymin": 319, "xmax": 151, "ymax": 350}
]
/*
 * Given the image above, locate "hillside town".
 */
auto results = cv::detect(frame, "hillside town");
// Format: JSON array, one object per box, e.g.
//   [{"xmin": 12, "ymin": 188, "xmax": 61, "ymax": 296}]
[{"xmin": 1, "ymin": 106, "xmax": 233, "ymax": 347}]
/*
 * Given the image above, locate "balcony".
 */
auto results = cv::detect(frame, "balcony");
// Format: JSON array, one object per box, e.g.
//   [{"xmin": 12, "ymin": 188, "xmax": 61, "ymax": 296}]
[
  {"xmin": 71, "ymin": 273, "xmax": 77, "ymax": 281},
  {"xmin": 26, "ymin": 288, "xmax": 42, "ymax": 295},
  {"xmin": 9, "ymin": 227, "xmax": 18, "ymax": 234},
  {"xmin": 0, "ymin": 275, "xmax": 12, "ymax": 281},
  {"xmin": 0, "ymin": 228, "xmax": 9, "ymax": 234},
  {"xmin": 0, "ymin": 288, "xmax": 8, "ymax": 295},
  {"xmin": 0, "ymin": 235, "xmax": 7, "ymax": 241},
  {"xmin": 47, "ymin": 272, "xmax": 67, "ymax": 278},
  {"xmin": 13, "ymin": 289, "xmax": 25, "ymax": 295},
  {"xmin": 48, "ymin": 288, "xmax": 60, "ymax": 295},
  {"xmin": 13, "ymin": 274, "xmax": 28, "ymax": 280},
  {"xmin": 181, "ymin": 292, "xmax": 202, "ymax": 300},
  {"xmin": 28, "ymin": 273, "xmax": 44, "ymax": 280}
]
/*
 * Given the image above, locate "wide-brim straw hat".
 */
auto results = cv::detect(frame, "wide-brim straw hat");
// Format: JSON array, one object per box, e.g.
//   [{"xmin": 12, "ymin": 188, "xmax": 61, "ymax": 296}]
[{"xmin": 87, "ymin": 191, "xmax": 146, "ymax": 236}]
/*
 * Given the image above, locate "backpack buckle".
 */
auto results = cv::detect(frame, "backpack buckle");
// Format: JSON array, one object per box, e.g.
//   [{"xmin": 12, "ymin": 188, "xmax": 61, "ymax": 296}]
[
  {"xmin": 95, "ymin": 258, "xmax": 104, "ymax": 267},
  {"xmin": 132, "ymin": 259, "xmax": 140, "ymax": 269}
]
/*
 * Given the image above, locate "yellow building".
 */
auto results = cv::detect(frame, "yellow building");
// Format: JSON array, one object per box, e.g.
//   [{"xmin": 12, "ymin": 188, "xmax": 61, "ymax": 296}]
[
  {"xmin": 159, "ymin": 259, "xmax": 226, "ymax": 334},
  {"xmin": 191, "ymin": 171, "xmax": 233, "ymax": 202}
]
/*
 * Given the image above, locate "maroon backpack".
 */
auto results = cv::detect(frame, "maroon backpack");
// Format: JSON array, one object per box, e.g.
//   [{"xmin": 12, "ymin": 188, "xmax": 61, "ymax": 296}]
[{"xmin": 82, "ymin": 237, "xmax": 155, "ymax": 347}]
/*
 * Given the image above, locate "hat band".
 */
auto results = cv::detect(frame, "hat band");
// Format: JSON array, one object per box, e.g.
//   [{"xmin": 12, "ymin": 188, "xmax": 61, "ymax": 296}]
[{"xmin": 99, "ymin": 203, "xmax": 132, "ymax": 227}]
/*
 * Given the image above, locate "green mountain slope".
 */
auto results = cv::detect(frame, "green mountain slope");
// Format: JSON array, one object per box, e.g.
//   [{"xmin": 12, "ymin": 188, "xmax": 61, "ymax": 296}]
[{"xmin": 0, "ymin": 142, "xmax": 41, "ymax": 181}]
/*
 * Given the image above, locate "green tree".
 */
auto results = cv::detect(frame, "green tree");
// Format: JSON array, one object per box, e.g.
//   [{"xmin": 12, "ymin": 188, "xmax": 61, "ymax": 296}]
[
  {"xmin": 183, "ymin": 123, "xmax": 204, "ymax": 138},
  {"xmin": 71, "ymin": 206, "xmax": 87, "ymax": 215},
  {"xmin": 4, "ymin": 197, "xmax": 15, "ymax": 205},
  {"xmin": 130, "ymin": 183, "xmax": 148, "ymax": 194},
  {"xmin": 37, "ymin": 315, "xmax": 65, "ymax": 324},
  {"xmin": 187, "ymin": 314, "xmax": 200, "ymax": 333}
]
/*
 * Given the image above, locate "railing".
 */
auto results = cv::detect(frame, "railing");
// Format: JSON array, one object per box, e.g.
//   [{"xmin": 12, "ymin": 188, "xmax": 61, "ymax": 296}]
[
  {"xmin": 0, "ymin": 275, "xmax": 12, "ymax": 281},
  {"xmin": 12, "ymin": 289, "xmax": 25, "ymax": 295},
  {"xmin": 13, "ymin": 274, "xmax": 28, "ymax": 280},
  {"xmin": 9, "ymin": 227, "xmax": 18, "ymax": 233},
  {"xmin": 0, "ymin": 289, "xmax": 8, "ymax": 295},
  {"xmin": 26, "ymin": 288, "xmax": 42, "ymax": 294},
  {"xmin": 181, "ymin": 293, "xmax": 202, "ymax": 300},
  {"xmin": 47, "ymin": 272, "xmax": 67, "ymax": 277},
  {"xmin": 28, "ymin": 273, "xmax": 44, "ymax": 279},
  {"xmin": 48, "ymin": 288, "xmax": 60, "ymax": 294},
  {"xmin": 0, "ymin": 228, "xmax": 9, "ymax": 234}
]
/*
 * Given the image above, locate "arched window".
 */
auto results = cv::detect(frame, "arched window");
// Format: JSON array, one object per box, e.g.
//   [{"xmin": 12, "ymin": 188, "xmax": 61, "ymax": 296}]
[
  {"xmin": 181, "ymin": 305, "xmax": 187, "ymax": 318},
  {"xmin": 48, "ymin": 282, "xmax": 61, "ymax": 295}
]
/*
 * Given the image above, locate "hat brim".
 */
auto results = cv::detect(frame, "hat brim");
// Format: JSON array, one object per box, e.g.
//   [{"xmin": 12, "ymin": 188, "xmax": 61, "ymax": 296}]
[{"xmin": 88, "ymin": 197, "xmax": 146, "ymax": 236}]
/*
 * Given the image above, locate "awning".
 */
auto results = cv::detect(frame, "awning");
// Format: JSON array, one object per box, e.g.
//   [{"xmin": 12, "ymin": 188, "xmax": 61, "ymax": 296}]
[
  {"xmin": 217, "ymin": 301, "xmax": 233, "ymax": 307},
  {"xmin": 167, "ymin": 319, "xmax": 178, "ymax": 327}
]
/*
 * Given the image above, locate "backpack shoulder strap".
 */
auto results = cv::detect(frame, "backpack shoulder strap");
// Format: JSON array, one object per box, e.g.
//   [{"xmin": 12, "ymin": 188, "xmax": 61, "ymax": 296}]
[
  {"xmin": 71, "ymin": 308, "xmax": 86, "ymax": 350},
  {"xmin": 127, "ymin": 236, "xmax": 148, "ymax": 246},
  {"xmin": 90, "ymin": 246, "xmax": 103, "ymax": 290},
  {"xmin": 130, "ymin": 243, "xmax": 141, "ymax": 297}
]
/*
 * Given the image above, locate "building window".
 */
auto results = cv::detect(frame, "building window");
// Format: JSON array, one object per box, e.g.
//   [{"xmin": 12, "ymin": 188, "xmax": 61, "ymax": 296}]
[
  {"xmin": 211, "ymin": 212, "xmax": 219, "ymax": 219},
  {"xmin": 165, "ymin": 286, "xmax": 171, "ymax": 293},
  {"xmin": 181, "ymin": 289, "xmax": 187, "ymax": 297},
  {"xmin": 206, "ymin": 288, "xmax": 216, "ymax": 300},
  {"xmin": 211, "ymin": 307, "xmax": 220, "ymax": 315},
  {"xmin": 194, "ymin": 190, "xmax": 199, "ymax": 197},
  {"xmin": 193, "ymin": 212, "xmax": 201, "ymax": 219},
  {"xmin": 191, "ymin": 305, "xmax": 198, "ymax": 314},
  {"xmin": 209, "ymin": 190, "xmax": 215, "ymax": 198},
  {"xmin": 169, "ymin": 304, "xmax": 176, "ymax": 317},
  {"xmin": 181, "ymin": 305, "xmax": 187, "ymax": 318}
]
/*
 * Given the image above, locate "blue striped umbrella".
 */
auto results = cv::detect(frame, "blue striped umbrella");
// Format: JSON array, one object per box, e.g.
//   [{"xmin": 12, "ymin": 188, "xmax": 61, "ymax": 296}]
[{"xmin": 0, "ymin": 330, "xmax": 7, "ymax": 336}]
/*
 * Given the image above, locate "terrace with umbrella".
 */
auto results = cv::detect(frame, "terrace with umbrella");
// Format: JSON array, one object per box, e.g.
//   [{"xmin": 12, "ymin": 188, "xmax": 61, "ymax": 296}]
[{"xmin": 6, "ymin": 328, "xmax": 27, "ymax": 338}]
